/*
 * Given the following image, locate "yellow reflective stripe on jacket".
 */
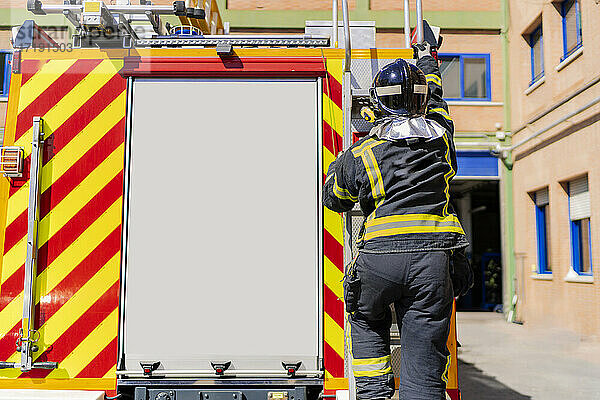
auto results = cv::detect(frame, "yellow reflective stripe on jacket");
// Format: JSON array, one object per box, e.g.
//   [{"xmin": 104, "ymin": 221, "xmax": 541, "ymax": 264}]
[
  {"xmin": 429, "ymin": 107, "xmax": 453, "ymax": 122},
  {"xmin": 441, "ymin": 134, "xmax": 455, "ymax": 216},
  {"xmin": 364, "ymin": 214, "xmax": 465, "ymax": 241},
  {"xmin": 333, "ymin": 174, "xmax": 358, "ymax": 202},
  {"xmin": 352, "ymin": 355, "xmax": 392, "ymax": 378},
  {"xmin": 351, "ymin": 139, "xmax": 386, "ymax": 208},
  {"xmin": 351, "ymin": 137, "xmax": 377, "ymax": 157},
  {"xmin": 426, "ymin": 73, "xmax": 442, "ymax": 86}
]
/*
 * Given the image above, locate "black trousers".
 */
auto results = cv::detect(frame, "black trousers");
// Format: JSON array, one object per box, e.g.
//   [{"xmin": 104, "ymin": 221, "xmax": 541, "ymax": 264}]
[{"xmin": 346, "ymin": 251, "xmax": 454, "ymax": 400}]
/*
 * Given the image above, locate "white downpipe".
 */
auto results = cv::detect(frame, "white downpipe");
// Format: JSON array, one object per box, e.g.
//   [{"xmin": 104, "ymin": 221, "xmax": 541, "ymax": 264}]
[
  {"xmin": 332, "ymin": 0, "xmax": 338, "ymax": 48},
  {"xmin": 341, "ymin": 0, "xmax": 351, "ymax": 72},
  {"xmin": 415, "ymin": 0, "xmax": 424, "ymax": 43},
  {"xmin": 403, "ymin": 0, "xmax": 410, "ymax": 48}
]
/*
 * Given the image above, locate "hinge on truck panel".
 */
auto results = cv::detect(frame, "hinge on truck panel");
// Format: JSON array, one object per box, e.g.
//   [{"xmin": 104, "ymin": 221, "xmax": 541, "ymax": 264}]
[
  {"xmin": 140, "ymin": 361, "xmax": 161, "ymax": 376},
  {"xmin": 282, "ymin": 361, "xmax": 302, "ymax": 377},
  {"xmin": 211, "ymin": 361, "xmax": 231, "ymax": 376}
]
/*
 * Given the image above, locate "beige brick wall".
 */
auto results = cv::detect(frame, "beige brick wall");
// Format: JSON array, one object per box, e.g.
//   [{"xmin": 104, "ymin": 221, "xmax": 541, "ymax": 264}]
[
  {"xmin": 371, "ymin": 0, "xmax": 500, "ymax": 12},
  {"xmin": 510, "ymin": 0, "xmax": 600, "ymax": 339},
  {"xmin": 228, "ymin": 0, "xmax": 355, "ymax": 10}
]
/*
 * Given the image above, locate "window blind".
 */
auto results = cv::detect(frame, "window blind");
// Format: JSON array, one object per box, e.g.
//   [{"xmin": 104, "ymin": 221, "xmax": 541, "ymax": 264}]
[
  {"xmin": 535, "ymin": 187, "xmax": 549, "ymax": 206},
  {"xmin": 569, "ymin": 176, "xmax": 590, "ymax": 220}
]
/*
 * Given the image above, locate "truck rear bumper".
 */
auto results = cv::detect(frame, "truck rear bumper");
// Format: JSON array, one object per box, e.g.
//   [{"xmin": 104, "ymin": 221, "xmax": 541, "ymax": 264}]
[{"xmin": 118, "ymin": 378, "xmax": 324, "ymax": 400}]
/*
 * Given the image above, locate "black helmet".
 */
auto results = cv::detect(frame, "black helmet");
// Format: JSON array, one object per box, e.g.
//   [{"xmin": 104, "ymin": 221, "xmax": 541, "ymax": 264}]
[{"xmin": 370, "ymin": 59, "xmax": 428, "ymax": 117}]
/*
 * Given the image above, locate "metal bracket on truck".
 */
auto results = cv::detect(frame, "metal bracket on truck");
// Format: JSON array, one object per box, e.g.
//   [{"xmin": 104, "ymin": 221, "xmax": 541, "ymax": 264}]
[{"xmin": 0, "ymin": 117, "xmax": 58, "ymax": 372}]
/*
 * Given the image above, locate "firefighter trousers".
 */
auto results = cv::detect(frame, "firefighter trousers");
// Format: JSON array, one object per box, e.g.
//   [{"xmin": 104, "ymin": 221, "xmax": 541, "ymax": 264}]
[{"xmin": 345, "ymin": 251, "xmax": 454, "ymax": 400}]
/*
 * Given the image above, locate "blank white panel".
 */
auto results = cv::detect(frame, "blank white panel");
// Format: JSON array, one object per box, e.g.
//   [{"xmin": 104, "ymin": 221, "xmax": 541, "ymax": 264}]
[{"xmin": 124, "ymin": 79, "xmax": 320, "ymax": 372}]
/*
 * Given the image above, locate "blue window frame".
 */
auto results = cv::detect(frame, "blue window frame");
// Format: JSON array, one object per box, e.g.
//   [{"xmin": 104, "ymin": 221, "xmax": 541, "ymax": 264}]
[
  {"xmin": 561, "ymin": 0, "xmax": 583, "ymax": 61},
  {"xmin": 529, "ymin": 25, "xmax": 544, "ymax": 85},
  {"xmin": 568, "ymin": 177, "xmax": 592, "ymax": 275},
  {"xmin": 535, "ymin": 189, "xmax": 551, "ymax": 273},
  {"xmin": 438, "ymin": 53, "xmax": 491, "ymax": 101},
  {"xmin": 0, "ymin": 51, "xmax": 12, "ymax": 99}
]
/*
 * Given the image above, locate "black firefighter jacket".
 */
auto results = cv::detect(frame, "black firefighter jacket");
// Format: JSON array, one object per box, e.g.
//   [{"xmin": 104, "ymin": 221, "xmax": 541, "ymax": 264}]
[{"xmin": 323, "ymin": 55, "xmax": 469, "ymax": 254}]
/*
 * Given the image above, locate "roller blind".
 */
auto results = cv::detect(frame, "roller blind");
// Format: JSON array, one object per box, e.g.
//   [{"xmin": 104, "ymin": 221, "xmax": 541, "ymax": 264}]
[
  {"xmin": 569, "ymin": 176, "xmax": 590, "ymax": 220},
  {"xmin": 535, "ymin": 187, "xmax": 549, "ymax": 206}
]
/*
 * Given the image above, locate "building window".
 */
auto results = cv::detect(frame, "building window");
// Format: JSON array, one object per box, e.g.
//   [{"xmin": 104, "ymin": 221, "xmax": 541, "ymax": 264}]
[
  {"xmin": 561, "ymin": 0, "xmax": 582, "ymax": 61},
  {"xmin": 529, "ymin": 24, "xmax": 544, "ymax": 85},
  {"xmin": 535, "ymin": 188, "xmax": 551, "ymax": 273},
  {"xmin": 0, "ymin": 51, "xmax": 12, "ymax": 99},
  {"xmin": 569, "ymin": 176, "xmax": 592, "ymax": 275},
  {"xmin": 439, "ymin": 54, "xmax": 491, "ymax": 101}
]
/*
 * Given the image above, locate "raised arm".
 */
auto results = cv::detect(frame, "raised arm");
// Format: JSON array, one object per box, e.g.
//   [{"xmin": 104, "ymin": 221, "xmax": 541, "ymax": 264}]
[{"xmin": 415, "ymin": 46, "xmax": 455, "ymax": 138}]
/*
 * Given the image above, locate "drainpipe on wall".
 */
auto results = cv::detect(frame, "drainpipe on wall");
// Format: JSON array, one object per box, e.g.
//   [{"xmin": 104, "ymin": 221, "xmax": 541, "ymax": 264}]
[{"xmin": 499, "ymin": 0, "xmax": 517, "ymax": 322}]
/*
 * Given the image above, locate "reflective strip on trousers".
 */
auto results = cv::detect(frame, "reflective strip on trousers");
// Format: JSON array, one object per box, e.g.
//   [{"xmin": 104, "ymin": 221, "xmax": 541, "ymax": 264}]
[
  {"xmin": 364, "ymin": 214, "xmax": 465, "ymax": 240},
  {"xmin": 353, "ymin": 355, "xmax": 393, "ymax": 378}
]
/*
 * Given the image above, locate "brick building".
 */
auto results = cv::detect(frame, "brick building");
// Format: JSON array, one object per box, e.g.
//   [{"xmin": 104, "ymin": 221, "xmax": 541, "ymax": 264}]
[{"xmin": 508, "ymin": 0, "xmax": 599, "ymax": 338}]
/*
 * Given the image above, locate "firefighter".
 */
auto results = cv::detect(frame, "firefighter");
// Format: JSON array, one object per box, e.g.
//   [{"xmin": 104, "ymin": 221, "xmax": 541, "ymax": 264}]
[{"xmin": 323, "ymin": 42, "xmax": 473, "ymax": 400}]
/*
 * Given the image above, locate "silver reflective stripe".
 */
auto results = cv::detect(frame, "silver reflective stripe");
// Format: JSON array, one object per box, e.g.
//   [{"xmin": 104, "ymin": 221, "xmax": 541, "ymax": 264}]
[
  {"xmin": 413, "ymin": 84, "xmax": 428, "ymax": 94},
  {"xmin": 364, "ymin": 215, "xmax": 465, "ymax": 240},
  {"xmin": 367, "ymin": 218, "xmax": 463, "ymax": 234},
  {"xmin": 352, "ymin": 361, "xmax": 391, "ymax": 372},
  {"xmin": 376, "ymin": 84, "xmax": 402, "ymax": 96}
]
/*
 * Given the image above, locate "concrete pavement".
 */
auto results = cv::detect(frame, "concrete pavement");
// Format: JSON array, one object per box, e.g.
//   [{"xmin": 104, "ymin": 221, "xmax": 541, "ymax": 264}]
[{"xmin": 456, "ymin": 312, "xmax": 600, "ymax": 400}]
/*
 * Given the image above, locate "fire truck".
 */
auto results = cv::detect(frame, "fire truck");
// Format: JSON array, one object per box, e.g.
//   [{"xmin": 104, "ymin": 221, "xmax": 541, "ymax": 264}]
[{"xmin": 0, "ymin": 0, "xmax": 461, "ymax": 399}]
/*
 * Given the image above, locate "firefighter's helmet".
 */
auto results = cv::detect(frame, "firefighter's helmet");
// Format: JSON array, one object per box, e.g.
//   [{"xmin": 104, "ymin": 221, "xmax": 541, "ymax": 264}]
[{"xmin": 370, "ymin": 59, "xmax": 428, "ymax": 117}]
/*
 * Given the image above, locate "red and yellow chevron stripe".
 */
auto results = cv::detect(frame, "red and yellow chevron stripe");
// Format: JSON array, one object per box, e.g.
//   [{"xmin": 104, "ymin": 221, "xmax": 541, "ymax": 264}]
[
  {"xmin": 0, "ymin": 55, "xmax": 126, "ymax": 390},
  {"xmin": 322, "ymin": 58, "xmax": 345, "ymax": 387}
]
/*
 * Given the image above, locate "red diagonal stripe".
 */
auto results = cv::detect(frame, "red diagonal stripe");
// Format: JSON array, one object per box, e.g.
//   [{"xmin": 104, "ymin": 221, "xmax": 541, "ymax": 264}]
[
  {"xmin": 37, "ymin": 172, "xmax": 123, "ymax": 275},
  {"xmin": 0, "ymin": 267, "xmax": 24, "ymax": 312},
  {"xmin": 15, "ymin": 59, "xmax": 103, "ymax": 142},
  {"xmin": 324, "ymin": 341, "xmax": 344, "ymax": 378},
  {"xmin": 0, "ymin": 324, "xmax": 19, "ymax": 360},
  {"xmin": 324, "ymin": 72, "xmax": 343, "ymax": 110},
  {"xmin": 75, "ymin": 336, "xmax": 117, "ymax": 379},
  {"xmin": 7, "ymin": 73, "xmax": 125, "ymax": 200},
  {"xmin": 21, "ymin": 281, "xmax": 120, "ymax": 379},
  {"xmin": 21, "ymin": 60, "xmax": 50, "ymax": 86},
  {"xmin": 324, "ymin": 285, "xmax": 344, "ymax": 327},
  {"xmin": 3, "ymin": 211, "xmax": 27, "ymax": 255},
  {"xmin": 324, "ymin": 229, "xmax": 343, "ymax": 272},
  {"xmin": 323, "ymin": 120, "xmax": 342, "ymax": 156},
  {"xmin": 0, "ymin": 227, "xmax": 121, "ymax": 360}
]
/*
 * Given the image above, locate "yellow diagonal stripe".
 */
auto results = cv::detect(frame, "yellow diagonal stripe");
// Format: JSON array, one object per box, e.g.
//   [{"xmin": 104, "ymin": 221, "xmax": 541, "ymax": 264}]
[
  {"xmin": 103, "ymin": 368, "xmax": 116, "ymax": 379},
  {"xmin": 323, "ymin": 95, "xmax": 343, "ymax": 136},
  {"xmin": 323, "ymin": 147, "xmax": 335, "ymax": 175},
  {"xmin": 0, "ymin": 236, "xmax": 25, "ymax": 284},
  {"xmin": 1, "ymin": 144, "xmax": 124, "ymax": 285},
  {"xmin": 324, "ymin": 208, "xmax": 343, "ymax": 244},
  {"xmin": 0, "ymin": 199, "xmax": 122, "ymax": 345},
  {"xmin": 46, "ymin": 309, "xmax": 118, "ymax": 378},
  {"xmin": 13, "ymin": 59, "xmax": 124, "ymax": 156},
  {"xmin": 5, "ymin": 90, "xmax": 126, "ymax": 227},
  {"xmin": 326, "ymin": 59, "xmax": 344, "ymax": 89},
  {"xmin": 0, "ymin": 254, "xmax": 120, "ymax": 378},
  {"xmin": 17, "ymin": 59, "xmax": 77, "ymax": 113},
  {"xmin": 324, "ymin": 312, "xmax": 344, "ymax": 358},
  {"xmin": 324, "ymin": 256, "xmax": 343, "ymax": 299}
]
